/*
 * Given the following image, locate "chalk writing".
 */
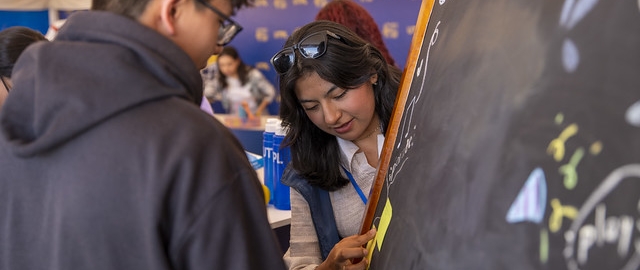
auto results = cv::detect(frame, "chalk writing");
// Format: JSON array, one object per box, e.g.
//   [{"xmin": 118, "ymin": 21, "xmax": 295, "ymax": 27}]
[
  {"xmin": 388, "ymin": 21, "xmax": 441, "ymax": 188},
  {"xmin": 563, "ymin": 164, "xmax": 640, "ymax": 270}
]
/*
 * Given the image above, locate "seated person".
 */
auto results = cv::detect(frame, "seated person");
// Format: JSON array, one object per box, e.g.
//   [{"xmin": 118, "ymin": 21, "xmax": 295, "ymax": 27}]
[{"xmin": 203, "ymin": 46, "xmax": 275, "ymax": 119}]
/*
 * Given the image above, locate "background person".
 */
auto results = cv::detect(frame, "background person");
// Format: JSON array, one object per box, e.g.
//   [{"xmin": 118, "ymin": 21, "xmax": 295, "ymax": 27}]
[
  {"xmin": 203, "ymin": 45, "xmax": 275, "ymax": 118},
  {"xmin": 0, "ymin": 0, "xmax": 287, "ymax": 269},
  {"xmin": 0, "ymin": 26, "xmax": 46, "ymax": 107},
  {"xmin": 315, "ymin": 0, "xmax": 397, "ymax": 67},
  {"xmin": 272, "ymin": 20, "xmax": 402, "ymax": 270}
]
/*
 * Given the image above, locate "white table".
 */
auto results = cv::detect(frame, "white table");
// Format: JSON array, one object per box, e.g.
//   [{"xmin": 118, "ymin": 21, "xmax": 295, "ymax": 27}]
[
  {"xmin": 267, "ymin": 205, "xmax": 291, "ymax": 229},
  {"xmin": 253, "ymin": 166, "xmax": 291, "ymax": 229}
]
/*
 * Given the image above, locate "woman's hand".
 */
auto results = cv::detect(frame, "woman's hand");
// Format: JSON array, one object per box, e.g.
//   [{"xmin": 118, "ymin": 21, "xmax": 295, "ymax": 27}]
[
  {"xmin": 240, "ymin": 101, "xmax": 256, "ymax": 120},
  {"xmin": 317, "ymin": 228, "xmax": 376, "ymax": 270}
]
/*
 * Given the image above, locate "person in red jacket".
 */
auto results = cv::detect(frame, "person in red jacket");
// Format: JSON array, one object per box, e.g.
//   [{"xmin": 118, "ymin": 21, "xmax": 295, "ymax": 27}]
[{"xmin": 315, "ymin": 0, "xmax": 397, "ymax": 67}]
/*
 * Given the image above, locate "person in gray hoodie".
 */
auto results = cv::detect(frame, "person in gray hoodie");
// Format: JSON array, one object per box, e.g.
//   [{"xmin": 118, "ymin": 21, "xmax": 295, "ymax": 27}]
[{"xmin": 0, "ymin": 0, "xmax": 286, "ymax": 269}]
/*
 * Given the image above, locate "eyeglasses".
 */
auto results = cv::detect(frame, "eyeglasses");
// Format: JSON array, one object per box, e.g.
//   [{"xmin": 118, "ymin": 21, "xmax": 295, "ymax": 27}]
[
  {"xmin": 1, "ymin": 77, "xmax": 10, "ymax": 93},
  {"xmin": 195, "ymin": 0, "xmax": 243, "ymax": 46},
  {"xmin": 270, "ymin": 30, "xmax": 343, "ymax": 74}
]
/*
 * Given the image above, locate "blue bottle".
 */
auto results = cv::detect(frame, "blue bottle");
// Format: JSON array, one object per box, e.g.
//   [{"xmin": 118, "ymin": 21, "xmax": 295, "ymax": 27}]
[
  {"xmin": 262, "ymin": 118, "xmax": 279, "ymax": 204},
  {"xmin": 238, "ymin": 105, "xmax": 248, "ymax": 124},
  {"xmin": 272, "ymin": 122, "xmax": 291, "ymax": 210}
]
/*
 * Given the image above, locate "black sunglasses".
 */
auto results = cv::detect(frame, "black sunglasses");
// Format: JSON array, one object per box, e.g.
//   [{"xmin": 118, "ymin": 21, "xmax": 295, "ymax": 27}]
[
  {"xmin": 270, "ymin": 30, "xmax": 344, "ymax": 74},
  {"xmin": 195, "ymin": 0, "xmax": 243, "ymax": 46}
]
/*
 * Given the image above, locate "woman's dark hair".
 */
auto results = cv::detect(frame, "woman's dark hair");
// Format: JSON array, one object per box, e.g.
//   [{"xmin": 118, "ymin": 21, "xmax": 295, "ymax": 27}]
[
  {"xmin": 216, "ymin": 46, "xmax": 251, "ymax": 90},
  {"xmin": 0, "ymin": 26, "xmax": 47, "ymax": 78},
  {"xmin": 315, "ymin": 0, "xmax": 397, "ymax": 67},
  {"xmin": 277, "ymin": 20, "xmax": 401, "ymax": 191}
]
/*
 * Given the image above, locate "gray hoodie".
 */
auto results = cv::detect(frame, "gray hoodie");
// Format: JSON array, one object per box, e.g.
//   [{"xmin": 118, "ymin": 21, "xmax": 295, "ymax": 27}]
[{"xmin": 0, "ymin": 10, "xmax": 285, "ymax": 270}]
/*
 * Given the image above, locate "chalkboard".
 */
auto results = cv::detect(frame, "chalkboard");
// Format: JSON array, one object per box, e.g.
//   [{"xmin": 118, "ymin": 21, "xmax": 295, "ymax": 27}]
[{"xmin": 360, "ymin": 0, "xmax": 640, "ymax": 269}]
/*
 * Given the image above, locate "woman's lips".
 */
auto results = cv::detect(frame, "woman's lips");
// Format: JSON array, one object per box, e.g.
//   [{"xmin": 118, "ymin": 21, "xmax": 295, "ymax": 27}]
[{"xmin": 333, "ymin": 119, "xmax": 353, "ymax": 134}]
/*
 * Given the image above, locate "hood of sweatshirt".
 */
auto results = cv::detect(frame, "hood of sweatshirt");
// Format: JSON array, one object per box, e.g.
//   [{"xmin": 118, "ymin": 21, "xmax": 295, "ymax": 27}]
[{"xmin": 0, "ymin": 11, "xmax": 203, "ymax": 157}]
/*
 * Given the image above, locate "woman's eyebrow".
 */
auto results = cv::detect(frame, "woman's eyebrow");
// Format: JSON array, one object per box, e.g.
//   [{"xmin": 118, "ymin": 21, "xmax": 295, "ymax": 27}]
[{"xmin": 298, "ymin": 85, "xmax": 339, "ymax": 103}]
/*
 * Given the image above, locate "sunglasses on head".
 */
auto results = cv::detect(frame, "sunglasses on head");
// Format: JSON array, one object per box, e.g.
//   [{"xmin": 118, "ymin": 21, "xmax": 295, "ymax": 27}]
[{"xmin": 270, "ymin": 30, "xmax": 344, "ymax": 74}]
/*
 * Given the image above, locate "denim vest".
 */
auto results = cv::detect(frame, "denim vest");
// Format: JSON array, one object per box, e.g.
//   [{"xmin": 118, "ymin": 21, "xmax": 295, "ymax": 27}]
[{"xmin": 280, "ymin": 166, "xmax": 340, "ymax": 260}]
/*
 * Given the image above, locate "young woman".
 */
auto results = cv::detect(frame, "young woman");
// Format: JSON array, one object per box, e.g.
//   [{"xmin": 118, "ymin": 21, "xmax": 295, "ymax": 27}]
[
  {"xmin": 204, "ymin": 46, "xmax": 275, "ymax": 118},
  {"xmin": 0, "ymin": 26, "xmax": 46, "ymax": 107},
  {"xmin": 271, "ymin": 20, "xmax": 402, "ymax": 270}
]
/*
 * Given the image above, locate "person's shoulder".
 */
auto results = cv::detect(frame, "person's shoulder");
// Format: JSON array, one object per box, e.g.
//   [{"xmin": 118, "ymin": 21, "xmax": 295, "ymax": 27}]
[{"xmin": 247, "ymin": 68, "xmax": 266, "ymax": 78}]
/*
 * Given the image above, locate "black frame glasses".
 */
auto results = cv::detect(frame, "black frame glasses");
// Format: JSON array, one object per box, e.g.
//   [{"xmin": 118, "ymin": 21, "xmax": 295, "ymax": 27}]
[
  {"xmin": 1, "ymin": 77, "xmax": 10, "ymax": 93},
  {"xmin": 195, "ymin": 0, "xmax": 243, "ymax": 46},
  {"xmin": 270, "ymin": 30, "xmax": 343, "ymax": 74}
]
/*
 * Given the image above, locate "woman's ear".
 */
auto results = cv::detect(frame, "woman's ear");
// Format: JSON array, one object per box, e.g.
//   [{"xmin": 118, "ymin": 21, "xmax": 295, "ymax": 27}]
[{"xmin": 370, "ymin": 73, "xmax": 379, "ymax": 85}]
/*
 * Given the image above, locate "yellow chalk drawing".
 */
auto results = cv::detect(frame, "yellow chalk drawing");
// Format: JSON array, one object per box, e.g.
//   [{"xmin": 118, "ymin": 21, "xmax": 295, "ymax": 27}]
[
  {"xmin": 540, "ymin": 228, "xmax": 549, "ymax": 264},
  {"xmin": 547, "ymin": 123, "xmax": 579, "ymax": 162},
  {"xmin": 589, "ymin": 141, "xmax": 602, "ymax": 155},
  {"xmin": 554, "ymin": 113, "xmax": 564, "ymax": 125},
  {"xmin": 549, "ymin": 198, "xmax": 578, "ymax": 233},
  {"xmin": 559, "ymin": 147, "xmax": 584, "ymax": 190},
  {"xmin": 382, "ymin": 22, "xmax": 399, "ymax": 39}
]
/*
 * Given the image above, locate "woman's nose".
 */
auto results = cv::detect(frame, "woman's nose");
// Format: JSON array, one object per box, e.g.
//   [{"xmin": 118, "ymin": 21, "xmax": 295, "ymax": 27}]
[{"xmin": 322, "ymin": 103, "xmax": 341, "ymax": 125}]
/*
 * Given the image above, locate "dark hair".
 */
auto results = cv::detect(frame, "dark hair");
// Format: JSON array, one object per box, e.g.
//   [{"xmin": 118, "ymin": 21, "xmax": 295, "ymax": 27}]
[
  {"xmin": 91, "ymin": 0, "xmax": 253, "ymax": 19},
  {"xmin": 0, "ymin": 26, "xmax": 47, "ymax": 78},
  {"xmin": 91, "ymin": 0, "xmax": 110, "ymax": 10},
  {"xmin": 277, "ymin": 20, "xmax": 401, "ymax": 191},
  {"xmin": 315, "ymin": 0, "xmax": 397, "ymax": 67},
  {"xmin": 216, "ymin": 46, "xmax": 251, "ymax": 89}
]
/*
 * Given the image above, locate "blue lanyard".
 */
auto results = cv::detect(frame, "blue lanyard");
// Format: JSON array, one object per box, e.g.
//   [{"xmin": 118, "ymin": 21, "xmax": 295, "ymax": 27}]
[{"xmin": 342, "ymin": 166, "xmax": 367, "ymax": 205}]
